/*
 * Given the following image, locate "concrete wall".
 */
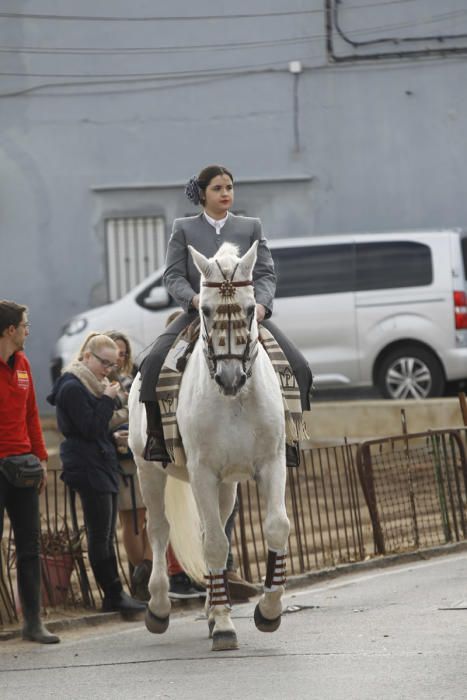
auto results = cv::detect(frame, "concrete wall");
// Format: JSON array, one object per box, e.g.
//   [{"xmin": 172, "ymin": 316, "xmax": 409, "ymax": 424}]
[
  {"xmin": 305, "ymin": 398, "xmax": 466, "ymax": 444},
  {"xmin": 1, "ymin": 1, "xmax": 467, "ymax": 408}
]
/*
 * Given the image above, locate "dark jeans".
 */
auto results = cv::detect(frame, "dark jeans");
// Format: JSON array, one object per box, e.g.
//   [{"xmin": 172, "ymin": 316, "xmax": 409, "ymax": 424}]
[
  {"xmin": 140, "ymin": 310, "xmax": 313, "ymax": 410},
  {"xmin": 0, "ymin": 472, "xmax": 41, "ymax": 618},
  {"xmin": 76, "ymin": 487, "xmax": 121, "ymax": 595}
]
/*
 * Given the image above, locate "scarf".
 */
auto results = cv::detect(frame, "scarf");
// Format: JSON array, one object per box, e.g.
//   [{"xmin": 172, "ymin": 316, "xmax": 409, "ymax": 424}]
[{"xmin": 64, "ymin": 360, "xmax": 107, "ymax": 397}]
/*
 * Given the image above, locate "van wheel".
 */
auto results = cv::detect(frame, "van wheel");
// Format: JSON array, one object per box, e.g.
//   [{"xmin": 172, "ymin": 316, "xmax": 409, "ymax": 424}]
[{"xmin": 376, "ymin": 346, "xmax": 445, "ymax": 399}]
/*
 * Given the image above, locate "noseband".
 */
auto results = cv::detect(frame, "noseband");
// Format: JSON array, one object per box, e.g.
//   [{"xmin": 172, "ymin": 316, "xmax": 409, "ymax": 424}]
[{"xmin": 201, "ymin": 261, "xmax": 259, "ymax": 378}]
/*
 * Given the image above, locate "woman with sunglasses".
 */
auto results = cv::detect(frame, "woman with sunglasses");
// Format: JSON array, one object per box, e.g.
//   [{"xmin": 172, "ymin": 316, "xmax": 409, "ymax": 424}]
[{"xmin": 47, "ymin": 333, "xmax": 146, "ymax": 616}]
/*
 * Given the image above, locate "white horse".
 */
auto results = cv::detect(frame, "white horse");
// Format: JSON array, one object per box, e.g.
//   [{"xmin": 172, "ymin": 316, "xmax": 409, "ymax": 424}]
[{"xmin": 128, "ymin": 241, "xmax": 290, "ymax": 651}]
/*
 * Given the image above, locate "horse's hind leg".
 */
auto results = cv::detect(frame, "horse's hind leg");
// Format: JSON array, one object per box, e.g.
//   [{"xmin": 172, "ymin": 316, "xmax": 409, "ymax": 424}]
[
  {"xmin": 191, "ymin": 474, "xmax": 238, "ymax": 651},
  {"xmin": 137, "ymin": 460, "xmax": 171, "ymax": 633},
  {"xmin": 254, "ymin": 463, "xmax": 290, "ymax": 632}
]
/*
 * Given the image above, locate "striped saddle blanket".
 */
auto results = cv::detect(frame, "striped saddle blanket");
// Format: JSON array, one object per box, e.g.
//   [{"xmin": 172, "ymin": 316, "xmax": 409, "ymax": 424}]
[{"xmin": 156, "ymin": 323, "xmax": 308, "ymax": 467}]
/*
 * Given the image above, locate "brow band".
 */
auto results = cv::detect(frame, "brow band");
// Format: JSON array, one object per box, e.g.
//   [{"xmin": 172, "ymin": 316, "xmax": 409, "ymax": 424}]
[{"xmin": 202, "ymin": 280, "xmax": 253, "ymax": 288}]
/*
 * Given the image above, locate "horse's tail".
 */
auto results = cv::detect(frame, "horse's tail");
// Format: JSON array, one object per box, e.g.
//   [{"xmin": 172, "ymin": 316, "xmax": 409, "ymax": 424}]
[{"xmin": 165, "ymin": 476, "xmax": 205, "ymax": 583}]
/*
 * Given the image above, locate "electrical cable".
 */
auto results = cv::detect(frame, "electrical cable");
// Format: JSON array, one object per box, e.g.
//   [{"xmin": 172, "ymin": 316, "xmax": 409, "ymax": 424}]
[
  {"xmin": 334, "ymin": 2, "xmax": 467, "ymax": 48},
  {"xmin": 2, "ymin": 49, "xmax": 467, "ymax": 99},
  {"xmin": 0, "ymin": 55, "xmax": 313, "ymax": 79},
  {"xmin": 0, "ymin": 8, "xmax": 465, "ymax": 73},
  {"xmin": 0, "ymin": 36, "xmax": 316, "ymax": 55},
  {"xmin": 0, "ymin": 0, "xmax": 424, "ymax": 22},
  {"xmin": 0, "ymin": 9, "xmax": 322, "ymax": 21},
  {"xmin": 0, "ymin": 62, "xmax": 299, "ymax": 99}
]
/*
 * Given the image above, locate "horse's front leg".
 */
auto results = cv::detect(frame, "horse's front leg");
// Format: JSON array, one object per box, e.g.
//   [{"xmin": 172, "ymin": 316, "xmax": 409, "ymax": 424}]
[
  {"xmin": 254, "ymin": 461, "xmax": 290, "ymax": 632},
  {"xmin": 137, "ymin": 460, "xmax": 171, "ymax": 634},
  {"xmin": 190, "ymin": 473, "xmax": 238, "ymax": 651}
]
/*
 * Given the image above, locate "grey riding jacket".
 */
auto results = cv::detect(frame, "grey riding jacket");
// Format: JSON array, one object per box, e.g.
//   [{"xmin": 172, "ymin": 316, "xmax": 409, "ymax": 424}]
[{"xmin": 163, "ymin": 212, "xmax": 276, "ymax": 317}]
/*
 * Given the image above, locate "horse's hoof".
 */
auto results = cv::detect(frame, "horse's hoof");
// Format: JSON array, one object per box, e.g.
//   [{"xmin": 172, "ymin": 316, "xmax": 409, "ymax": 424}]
[
  {"xmin": 145, "ymin": 607, "xmax": 170, "ymax": 634},
  {"xmin": 212, "ymin": 629, "xmax": 239, "ymax": 651},
  {"xmin": 254, "ymin": 603, "xmax": 281, "ymax": 633},
  {"xmin": 208, "ymin": 618, "xmax": 215, "ymax": 639}
]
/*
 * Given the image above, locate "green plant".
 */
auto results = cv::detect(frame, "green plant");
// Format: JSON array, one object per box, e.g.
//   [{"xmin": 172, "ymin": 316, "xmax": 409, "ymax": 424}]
[{"xmin": 40, "ymin": 518, "xmax": 84, "ymax": 557}]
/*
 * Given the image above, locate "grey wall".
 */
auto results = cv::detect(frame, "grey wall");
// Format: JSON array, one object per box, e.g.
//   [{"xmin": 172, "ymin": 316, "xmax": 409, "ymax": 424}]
[{"xmin": 1, "ymin": 0, "xmax": 467, "ymax": 410}]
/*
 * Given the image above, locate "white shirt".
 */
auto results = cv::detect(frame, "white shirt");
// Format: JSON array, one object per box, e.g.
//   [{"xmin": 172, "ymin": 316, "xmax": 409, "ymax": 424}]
[{"xmin": 204, "ymin": 212, "xmax": 228, "ymax": 236}]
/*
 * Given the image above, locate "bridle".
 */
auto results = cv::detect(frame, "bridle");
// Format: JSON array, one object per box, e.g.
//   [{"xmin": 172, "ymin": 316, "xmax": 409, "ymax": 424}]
[{"xmin": 201, "ymin": 260, "xmax": 259, "ymax": 378}]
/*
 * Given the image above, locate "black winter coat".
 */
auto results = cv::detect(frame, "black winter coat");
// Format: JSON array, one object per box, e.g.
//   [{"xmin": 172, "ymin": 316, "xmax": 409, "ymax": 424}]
[{"xmin": 47, "ymin": 373, "xmax": 119, "ymax": 493}]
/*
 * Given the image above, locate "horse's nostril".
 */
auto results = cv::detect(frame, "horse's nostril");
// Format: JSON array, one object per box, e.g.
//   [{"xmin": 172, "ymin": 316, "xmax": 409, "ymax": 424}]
[
  {"xmin": 238, "ymin": 373, "xmax": 247, "ymax": 388},
  {"xmin": 215, "ymin": 374, "xmax": 223, "ymax": 387}
]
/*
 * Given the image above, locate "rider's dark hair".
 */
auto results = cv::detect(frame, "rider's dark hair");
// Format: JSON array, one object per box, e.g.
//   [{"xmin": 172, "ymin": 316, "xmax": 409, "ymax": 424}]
[{"xmin": 185, "ymin": 165, "xmax": 234, "ymax": 205}]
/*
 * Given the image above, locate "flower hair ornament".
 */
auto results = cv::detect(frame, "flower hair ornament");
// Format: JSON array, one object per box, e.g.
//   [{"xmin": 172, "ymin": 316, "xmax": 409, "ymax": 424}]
[{"xmin": 185, "ymin": 176, "xmax": 202, "ymax": 205}]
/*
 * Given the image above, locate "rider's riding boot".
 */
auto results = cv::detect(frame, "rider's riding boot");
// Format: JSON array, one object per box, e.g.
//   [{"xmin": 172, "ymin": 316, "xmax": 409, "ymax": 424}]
[
  {"xmin": 18, "ymin": 555, "xmax": 60, "ymax": 644},
  {"xmin": 143, "ymin": 401, "xmax": 171, "ymax": 463},
  {"xmin": 286, "ymin": 443, "xmax": 300, "ymax": 469}
]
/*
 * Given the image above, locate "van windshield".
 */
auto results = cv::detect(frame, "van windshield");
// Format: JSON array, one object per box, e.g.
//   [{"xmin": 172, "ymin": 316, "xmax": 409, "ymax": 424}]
[{"xmin": 461, "ymin": 237, "xmax": 467, "ymax": 280}]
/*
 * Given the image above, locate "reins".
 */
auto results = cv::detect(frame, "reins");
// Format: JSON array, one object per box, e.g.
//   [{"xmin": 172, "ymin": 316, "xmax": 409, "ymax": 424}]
[{"xmin": 201, "ymin": 260, "xmax": 258, "ymax": 377}]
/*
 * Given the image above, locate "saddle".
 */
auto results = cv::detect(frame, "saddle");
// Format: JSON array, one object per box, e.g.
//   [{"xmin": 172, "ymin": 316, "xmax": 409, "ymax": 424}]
[{"xmin": 155, "ymin": 323, "xmax": 308, "ymax": 468}]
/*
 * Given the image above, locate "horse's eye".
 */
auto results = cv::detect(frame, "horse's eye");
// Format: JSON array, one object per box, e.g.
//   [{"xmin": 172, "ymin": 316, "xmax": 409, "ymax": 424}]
[
  {"xmin": 201, "ymin": 306, "xmax": 211, "ymax": 318},
  {"xmin": 246, "ymin": 305, "xmax": 255, "ymax": 317}
]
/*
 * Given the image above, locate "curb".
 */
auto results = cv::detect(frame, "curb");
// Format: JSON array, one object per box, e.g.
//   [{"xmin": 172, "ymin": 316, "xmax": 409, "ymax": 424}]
[
  {"xmin": 0, "ymin": 597, "xmax": 205, "ymax": 642},
  {"xmin": 284, "ymin": 540, "xmax": 467, "ymax": 592},
  {"xmin": 3, "ymin": 542, "xmax": 467, "ymax": 641}
]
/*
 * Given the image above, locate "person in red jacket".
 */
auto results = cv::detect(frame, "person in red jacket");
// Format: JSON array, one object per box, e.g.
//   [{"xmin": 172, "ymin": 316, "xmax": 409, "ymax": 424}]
[{"xmin": 0, "ymin": 300, "xmax": 59, "ymax": 643}]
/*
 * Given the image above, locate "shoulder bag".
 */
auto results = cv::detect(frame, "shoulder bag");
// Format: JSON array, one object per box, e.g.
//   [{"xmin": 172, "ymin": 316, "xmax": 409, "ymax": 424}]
[{"xmin": 0, "ymin": 453, "xmax": 44, "ymax": 488}]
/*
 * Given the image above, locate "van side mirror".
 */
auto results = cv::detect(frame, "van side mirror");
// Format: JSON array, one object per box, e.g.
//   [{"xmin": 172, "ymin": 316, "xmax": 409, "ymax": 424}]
[{"xmin": 144, "ymin": 286, "xmax": 169, "ymax": 309}]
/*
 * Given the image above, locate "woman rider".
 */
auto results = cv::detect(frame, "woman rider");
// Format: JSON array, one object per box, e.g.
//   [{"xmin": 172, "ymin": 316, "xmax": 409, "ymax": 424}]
[{"xmin": 140, "ymin": 164, "xmax": 313, "ymax": 467}]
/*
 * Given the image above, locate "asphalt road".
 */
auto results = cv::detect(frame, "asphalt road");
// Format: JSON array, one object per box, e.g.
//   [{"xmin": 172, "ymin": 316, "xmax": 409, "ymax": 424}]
[{"xmin": 2, "ymin": 552, "xmax": 467, "ymax": 699}]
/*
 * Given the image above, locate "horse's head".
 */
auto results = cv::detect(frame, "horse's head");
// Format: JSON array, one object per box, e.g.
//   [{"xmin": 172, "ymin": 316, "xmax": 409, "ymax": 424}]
[{"xmin": 188, "ymin": 241, "xmax": 259, "ymax": 396}]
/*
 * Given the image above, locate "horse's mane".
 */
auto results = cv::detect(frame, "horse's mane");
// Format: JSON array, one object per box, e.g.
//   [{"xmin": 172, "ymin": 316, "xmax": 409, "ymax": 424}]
[
  {"xmin": 215, "ymin": 242, "xmax": 240, "ymax": 260},
  {"xmin": 212, "ymin": 242, "xmax": 240, "ymax": 278}
]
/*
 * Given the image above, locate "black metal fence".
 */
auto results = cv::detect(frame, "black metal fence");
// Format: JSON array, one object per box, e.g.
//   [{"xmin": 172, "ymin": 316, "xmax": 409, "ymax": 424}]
[
  {"xmin": 1, "ymin": 427, "xmax": 467, "ymax": 628},
  {"xmin": 357, "ymin": 429, "xmax": 467, "ymax": 555}
]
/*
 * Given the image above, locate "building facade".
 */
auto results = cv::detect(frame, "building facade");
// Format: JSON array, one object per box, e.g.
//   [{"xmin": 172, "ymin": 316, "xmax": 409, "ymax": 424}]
[{"xmin": 1, "ymin": 1, "xmax": 467, "ymax": 408}]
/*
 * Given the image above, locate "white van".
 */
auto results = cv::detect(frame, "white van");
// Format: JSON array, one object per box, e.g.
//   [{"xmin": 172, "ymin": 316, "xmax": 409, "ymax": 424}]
[{"xmin": 51, "ymin": 228, "xmax": 467, "ymax": 399}]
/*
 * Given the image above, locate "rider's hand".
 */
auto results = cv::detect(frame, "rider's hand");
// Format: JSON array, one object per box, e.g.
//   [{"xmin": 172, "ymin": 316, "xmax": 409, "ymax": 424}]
[
  {"xmin": 191, "ymin": 294, "xmax": 200, "ymax": 310},
  {"xmin": 104, "ymin": 382, "xmax": 120, "ymax": 399},
  {"xmin": 256, "ymin": 303, "xmax": 266, "ymax": 322}
]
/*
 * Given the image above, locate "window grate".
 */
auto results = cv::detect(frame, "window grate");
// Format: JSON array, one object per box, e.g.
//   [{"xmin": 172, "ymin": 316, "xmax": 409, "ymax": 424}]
[{"xmin": 105, "ymin": 216, "xmax": 165, "ymax": 301}]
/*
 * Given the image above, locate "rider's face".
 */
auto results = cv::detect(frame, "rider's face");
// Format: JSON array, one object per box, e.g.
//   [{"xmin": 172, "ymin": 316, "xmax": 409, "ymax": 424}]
[{"xmin": 203, "ymin": 174, "xmax": 234, "ymax": 219}]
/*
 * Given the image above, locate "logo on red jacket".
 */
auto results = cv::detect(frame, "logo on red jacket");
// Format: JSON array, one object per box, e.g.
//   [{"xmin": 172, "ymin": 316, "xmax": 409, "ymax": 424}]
[{"xmin": 16, "ymin": 370, "xmax": 29, "ymax": 390}]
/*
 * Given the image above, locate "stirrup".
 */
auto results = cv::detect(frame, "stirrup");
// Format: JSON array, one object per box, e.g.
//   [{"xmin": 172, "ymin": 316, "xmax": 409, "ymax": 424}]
[
  {"xmin": 143, "ymin": 434, "xmax": 171, "ymax": 464},
  {"xmin": 286, "ymin": 443, "xmax": 300, "ymax": 469}
]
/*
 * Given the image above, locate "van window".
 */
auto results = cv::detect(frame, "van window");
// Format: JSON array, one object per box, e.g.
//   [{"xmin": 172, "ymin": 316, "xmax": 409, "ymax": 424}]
[
  {"xmin": 136, "ymin": 277, "xmax": 175, "ymax": 310},
  {"xmin": 272, "ymin": 244, "xmax": 354, "ymax": 297},
  {"xmin": 461, "ymin": 237, "xmax": 467, "ymax": 279},
  {"xmin": 356, "ymin": 241, "xmax": 432, "ymax": 291}
]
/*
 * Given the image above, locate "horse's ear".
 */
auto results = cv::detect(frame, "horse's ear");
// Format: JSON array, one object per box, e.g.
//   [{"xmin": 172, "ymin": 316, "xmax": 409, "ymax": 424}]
[
  {"xmin": 239, "ymin": 240, "xmax": 258, "ymax": 276},
  {"xmin": 188, "ymin": 245, "xmax": 211, "ymax": 278}
]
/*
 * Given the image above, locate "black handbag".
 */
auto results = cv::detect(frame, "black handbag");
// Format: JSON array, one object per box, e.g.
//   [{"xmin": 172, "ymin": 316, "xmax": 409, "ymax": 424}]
[{"xmin": 0, "ymin": 453, "xmax": 44, "ymax": 488}]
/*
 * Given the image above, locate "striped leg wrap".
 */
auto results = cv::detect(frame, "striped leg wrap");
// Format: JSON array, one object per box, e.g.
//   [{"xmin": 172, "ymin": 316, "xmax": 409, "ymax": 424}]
[
  {"xmin": 264, "ymin": 549, "xmax": 287, "ymax": 592},
  {"xmin": 205, "ymin": 569, "xmax": 232, "ymax": 608}
]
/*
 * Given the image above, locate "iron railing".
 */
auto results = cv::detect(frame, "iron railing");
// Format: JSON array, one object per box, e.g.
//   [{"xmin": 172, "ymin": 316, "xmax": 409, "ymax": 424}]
[{"xmin": 1, "ymin": 426, "xmax": 467, "ymax": 627}]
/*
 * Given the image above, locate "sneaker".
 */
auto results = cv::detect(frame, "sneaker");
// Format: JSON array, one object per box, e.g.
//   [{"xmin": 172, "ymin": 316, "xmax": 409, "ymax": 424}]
[
  {"xmin": 168, "ymin": 572, "xmax": 206, "ymax": 600},
  {"xmin": 226, "ymin": 571, "xmax": 259, "ymax": 600},
  {"xmin": 101, "ymin": 590, "xmax": 146, "ymax": 614}
]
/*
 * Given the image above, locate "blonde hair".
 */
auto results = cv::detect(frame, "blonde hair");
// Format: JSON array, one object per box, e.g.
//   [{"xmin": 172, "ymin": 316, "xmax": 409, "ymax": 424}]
[
  {"xmin": 103, "ymin": 330, "xmax": 133, "ymax": 375},
  {"xmin": 77, "ymin": 332, "xmax": 118, "ymax": 361}
]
